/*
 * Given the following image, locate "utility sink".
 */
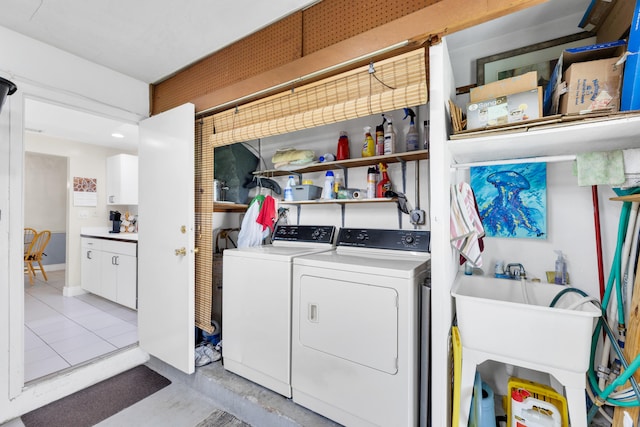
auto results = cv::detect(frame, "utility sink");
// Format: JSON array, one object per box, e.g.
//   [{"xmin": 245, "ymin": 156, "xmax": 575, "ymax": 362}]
[{"xmin": 451, "ymin": 274, "xmax": 601, "ymax": 373}]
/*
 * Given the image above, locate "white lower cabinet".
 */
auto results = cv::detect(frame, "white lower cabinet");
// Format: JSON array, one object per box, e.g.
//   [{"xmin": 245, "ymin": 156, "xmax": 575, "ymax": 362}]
[{"xmin": 81, "ymin": 237, "xmax": 138, "ymax": 309}]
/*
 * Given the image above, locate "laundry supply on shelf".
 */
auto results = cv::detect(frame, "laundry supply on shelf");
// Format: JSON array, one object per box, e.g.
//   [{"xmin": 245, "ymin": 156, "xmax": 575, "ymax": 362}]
[
  {"xmin": 336, "ymin": 131, "xmax": 350, "ymax": 160},
  {"xmin": 362, "ymin": 126, "xmax": 375, "ymax": 157},
  {"xmin": 403, "ymin": 108, "xmax": 419, "ymax": 152},
  {"xmin": 375, "ymin": 163, "xmax": 391, "ymax": 198},
  {"xmin": 322, "ymin": 171, "xmax": 335, "ymax": 200},
  {"xmin": 383, "ymin": 118, "xmax": 396, "ymax": 155}
]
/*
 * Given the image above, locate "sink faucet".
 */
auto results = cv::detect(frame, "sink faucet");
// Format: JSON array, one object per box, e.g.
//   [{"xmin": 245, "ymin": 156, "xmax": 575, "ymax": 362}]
[{"xmin": 506, "ymin": 263, "xmax": 526, "ymax": 280}]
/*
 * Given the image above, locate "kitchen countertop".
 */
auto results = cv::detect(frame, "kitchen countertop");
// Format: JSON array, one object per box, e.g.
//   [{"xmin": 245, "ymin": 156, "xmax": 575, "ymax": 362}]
[{"xmin": 81, "ymin": 226, "xmax": 138, "ymax": 242}]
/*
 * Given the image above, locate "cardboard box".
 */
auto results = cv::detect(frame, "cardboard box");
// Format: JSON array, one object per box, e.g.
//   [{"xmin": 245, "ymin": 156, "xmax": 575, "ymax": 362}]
[
  {"xmin": 466, "ymin": 88, "xmax": 542, "ymax": 130},
  {"xmin": 470, "ymin": 71, "xmax": 538, "ymax": 102},
  {"xmin": 560, "ymin": 56, "xmax": 624, "ymax": 114},
  {"xmin": 597, "ymin": 0, "xmax": 636, "ymax": 43},
  {"xmin": 579, "ymin": 0, "xmax": 616, "ymax": 32},
  {"xmin": 544, "ymin": 39, "xmax": 626, "ymax": 115}
]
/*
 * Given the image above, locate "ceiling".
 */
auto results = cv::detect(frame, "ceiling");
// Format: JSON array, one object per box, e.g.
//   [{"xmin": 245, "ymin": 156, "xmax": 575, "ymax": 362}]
[{"xmin": 5, "ymin": 0, "xmax": 592, "ymax": 152}]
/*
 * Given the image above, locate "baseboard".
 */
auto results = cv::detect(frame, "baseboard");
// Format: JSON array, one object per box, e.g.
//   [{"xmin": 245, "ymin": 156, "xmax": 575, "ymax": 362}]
[
  {"xmin": 43, "ymin": 263, "xmax": 65, "ymax": 271},
  {"xmin": 63, "ymin": 285, "xmax": 86, "ymax": 297}
]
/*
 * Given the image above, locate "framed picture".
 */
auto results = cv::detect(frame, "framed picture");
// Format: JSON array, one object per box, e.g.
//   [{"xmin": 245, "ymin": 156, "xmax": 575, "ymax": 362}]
[
  {"xmin": 470, "ymin": 162, "xmax": 547, "ymax": 239},
  {"xmin": 476, "ymin": 32, "xmax": 595, "ymax": 88}
]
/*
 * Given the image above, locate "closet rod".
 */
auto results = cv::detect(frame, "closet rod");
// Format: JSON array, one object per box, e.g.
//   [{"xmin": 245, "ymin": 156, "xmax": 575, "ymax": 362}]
[{"xmin": 452, "ymin": 154, "xmax": 576, "ymax": 169}]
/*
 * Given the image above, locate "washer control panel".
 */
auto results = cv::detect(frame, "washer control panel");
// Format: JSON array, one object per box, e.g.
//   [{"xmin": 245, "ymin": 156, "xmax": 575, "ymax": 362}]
[
  {"xmin": 337, "ymin": 228, "xmax": 430, "ymax": 252},
  {"xmin": 272, "ymin": 225, "xmax": 336, "ymax": 244}
]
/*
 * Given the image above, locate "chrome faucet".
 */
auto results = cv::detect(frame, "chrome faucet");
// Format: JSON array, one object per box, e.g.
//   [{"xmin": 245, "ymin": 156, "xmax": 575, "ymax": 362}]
[{"xmin": 506, "ymin": 263, "xmax": 526, "ymax": 280}]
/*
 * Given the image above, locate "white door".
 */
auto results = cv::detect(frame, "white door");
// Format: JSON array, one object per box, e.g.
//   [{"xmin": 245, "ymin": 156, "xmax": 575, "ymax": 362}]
[{"xmin": 138, "ymin": 103, "xmax": 195, "ymax": 374}]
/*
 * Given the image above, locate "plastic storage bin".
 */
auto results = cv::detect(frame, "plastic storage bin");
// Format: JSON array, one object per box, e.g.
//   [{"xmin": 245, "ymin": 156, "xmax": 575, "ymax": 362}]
[{"xmin": 292, "ymin": 184, "xmax": 322, "ymax": 201}]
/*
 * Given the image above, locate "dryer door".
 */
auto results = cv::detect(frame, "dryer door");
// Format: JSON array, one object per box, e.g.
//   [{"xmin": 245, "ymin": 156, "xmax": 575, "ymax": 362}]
[{"xmin": 298, "ymin": 275, "xmax": 398, "ymax": 374}]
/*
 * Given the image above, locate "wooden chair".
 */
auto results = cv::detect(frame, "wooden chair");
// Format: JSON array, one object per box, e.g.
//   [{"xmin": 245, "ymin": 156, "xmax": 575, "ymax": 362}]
[
  {"xmin": 24, "ymin": 230, "xmax": 51, "ymax": 285},
  {"xmin": 24, "ymin": 227, "xmax": 37, "ymax": 255}
]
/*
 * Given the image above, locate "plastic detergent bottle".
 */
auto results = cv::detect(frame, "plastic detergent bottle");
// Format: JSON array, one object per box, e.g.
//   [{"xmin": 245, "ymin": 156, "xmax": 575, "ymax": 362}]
[
  {"xmin": 362, "ymin": 126, "xmax": 375, "ymax": 157},
  {"xmin": 322, "ymin": 170, "xmax": 335, "ymax": 200},
  {"xmin": 384, "ymin": 118, "xmax": 396, "ymax": 155},
  {"xmin": 336, "ymin": 131, "xmax": 350, "ymax": 160},
  {"xmin": 284, "ymin": 175, "xmax": 295, "ymax": 201},
  {"xmin": 375, "ymin": 116, "xmax": 386, "ymax": 156},
  {"xmin": 510, "ymin": 388, "xmax": 562, "ymax": 427},
  {"xmin": 366, "ymin": 166, "xmax": 377, "ymax": 199},
  {"xmin": 376, "ymin": 163, "xmax": 391, "ymax": 198},
  {"xmin": 554, "ymin": 250, "xmax": 567, "ymax": 285},
  {"xmin": 319, "ymin": 153, "xmax": 335, "ymax": 162},
  {"xmin": 404, "ymin": 108, "xmax": 419, "ymax": 151}
]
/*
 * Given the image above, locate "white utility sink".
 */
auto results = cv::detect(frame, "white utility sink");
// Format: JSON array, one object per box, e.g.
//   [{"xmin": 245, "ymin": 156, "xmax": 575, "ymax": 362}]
[{"xmin": 451, "ymin": 274, "xmax": 601, "ymax": 373}]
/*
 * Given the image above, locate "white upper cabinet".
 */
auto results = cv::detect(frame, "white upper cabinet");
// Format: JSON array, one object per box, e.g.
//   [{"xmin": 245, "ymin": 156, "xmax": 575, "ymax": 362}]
[{"xmin": 106, "ymin": 154, "xmax": 138, "ymax": 205}]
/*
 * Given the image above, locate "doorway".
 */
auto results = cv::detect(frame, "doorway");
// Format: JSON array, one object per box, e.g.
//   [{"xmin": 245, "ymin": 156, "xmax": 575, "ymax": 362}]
[{"xmin": 23, "ymin": 99, "xmax": 140, "ymax": 383}]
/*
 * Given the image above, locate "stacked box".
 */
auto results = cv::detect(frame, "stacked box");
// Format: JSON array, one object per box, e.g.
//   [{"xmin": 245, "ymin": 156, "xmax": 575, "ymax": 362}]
[
  {"xmin": 544, "ymin": 39, "xmax": 626, "ymax": 115},
  {"xmin": 466, "ymin": 88, "xmax": 542, "ymax": 130}
]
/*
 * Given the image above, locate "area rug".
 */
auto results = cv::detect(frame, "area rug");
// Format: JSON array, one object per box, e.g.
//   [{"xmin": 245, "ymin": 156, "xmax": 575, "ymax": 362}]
[
  {"xmin": 21, "ymin": 365, "xmax": 171, "ymax": 427},
  {"xmin": 196, "ymin": 408, "xmax": 251, "ymax": 427}
]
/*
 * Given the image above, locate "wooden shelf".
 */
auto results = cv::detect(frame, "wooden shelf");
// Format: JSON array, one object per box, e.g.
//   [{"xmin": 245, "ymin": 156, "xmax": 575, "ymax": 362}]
[
  {"xmin": 610, "ymin": 195, "xmax": 640, "ymax": 202},
  {"xmin": 213, "ymin": 203, "xmax": 248, "ymax": 212},
  {"xmin": 280, "ymin": 197, "xmax": 397, "ymax": 205},
  {"xmin": 254, "ymin": 149, "xmax": 429, "ymax": 177}
]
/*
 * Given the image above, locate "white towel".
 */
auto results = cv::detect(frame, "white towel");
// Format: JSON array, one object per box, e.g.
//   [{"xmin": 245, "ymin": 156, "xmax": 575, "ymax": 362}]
[
  {"xmin": 622, "ymin": 148, "xmax": 640, "ymax": 189},
  {"xmin": 450, "ymin": 182, "xmax": 485, "ymax": 267}
]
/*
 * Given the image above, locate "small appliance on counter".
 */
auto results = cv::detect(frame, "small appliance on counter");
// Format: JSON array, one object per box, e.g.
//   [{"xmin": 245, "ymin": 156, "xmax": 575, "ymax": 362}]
[{"xmin": 109, "ymin": 210, "xmax": 122, "ymax": 233}]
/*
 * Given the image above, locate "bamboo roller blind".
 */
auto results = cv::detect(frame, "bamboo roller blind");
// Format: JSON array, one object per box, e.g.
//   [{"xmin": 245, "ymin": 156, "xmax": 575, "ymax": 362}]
[
  {"xmin": 208, "ymin": 48, "xmax": 427, "ymax": 147},
  {"xmin": 195, "ymin": 118, "xmax": 214, "ymax": 334}
]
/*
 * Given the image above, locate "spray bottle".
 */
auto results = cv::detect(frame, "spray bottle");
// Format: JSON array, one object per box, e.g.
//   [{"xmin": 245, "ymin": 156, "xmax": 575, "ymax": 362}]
[
  {"xmin": 366, "ymin": 166, "xmax": 377, "ymax": 199},
  {"xmin": 376, "ymin": 163, "xmax": 392, "ymax": 198},
  {"xmin": 554, "ymin": 250, "xmax": 567, "ymax": 285},
  {"xmin": 383, "ymin": 117, "xmax": 396, "ymax": 155},
  {"xmin": 362, "ymin": 126, "xmax": 375, "ymax": 157},
  {"xmin": 375, "ymin": 115, "xmax": 386, "ymax": 156},
  {"xmin": 404, "ymin": 108, "xmax": 419, "ymax": 151}
]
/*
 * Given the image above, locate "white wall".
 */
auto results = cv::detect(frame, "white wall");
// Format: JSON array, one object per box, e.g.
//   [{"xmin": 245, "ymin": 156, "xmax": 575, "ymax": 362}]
[
  {"xmin": 0, "ymin": 26, "xmax": 149, "ymax": 422},
  {"xmin": 239, "ymin": 105, "xmax": 430, "ymax": 233},
  {"xmin": 444, "ymin": 4, "xmax": 623, "ymax": 301},
  {"xmin": 25, "ymin": 133, "xmax": 133, "ymax": 290}
]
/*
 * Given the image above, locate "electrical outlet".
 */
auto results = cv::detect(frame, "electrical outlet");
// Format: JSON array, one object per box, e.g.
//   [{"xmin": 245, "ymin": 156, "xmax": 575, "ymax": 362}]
[{"xmin": 410, "ymin": 209, "xmax": 425, "ymax": 225}]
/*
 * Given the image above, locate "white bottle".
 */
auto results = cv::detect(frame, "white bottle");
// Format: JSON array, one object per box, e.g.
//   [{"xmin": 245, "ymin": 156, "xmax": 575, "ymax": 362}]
[
  {"xmin": 284, "ymin": 175, "xmax": 295, "ymax": 201},
  {"xmin": 384, "ymin": 119, "xmax": 396, "ymax": 155},
  {"xmin": 322, "ymin": 171, "xmax": 335, "ymax": 200}
]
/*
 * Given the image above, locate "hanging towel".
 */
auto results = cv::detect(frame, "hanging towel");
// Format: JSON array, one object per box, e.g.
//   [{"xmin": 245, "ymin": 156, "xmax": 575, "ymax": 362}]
[
  {"xmin": 256, "ymin": 195, "xmax": 277, "ymax": 232},
  {"xmin": 575, "ymin": 150, "xmax": 625, "ymax": 186},
  {"xmin": 450, "ymin": 182, "xmax": 485, "ymax": 267},
  {"xmin": 621, "ymin": 148, "xmax": 640, "ymax": 188}
]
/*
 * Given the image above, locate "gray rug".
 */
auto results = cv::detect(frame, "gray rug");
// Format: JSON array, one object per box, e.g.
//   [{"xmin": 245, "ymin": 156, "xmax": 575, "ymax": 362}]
[
  {"xmin": 21, "ymin": 365, "xmax": 171, "ymax": 427},
  {"xmin": 196, "ymin": 408, "xmax": 251, "ymax": 427}
]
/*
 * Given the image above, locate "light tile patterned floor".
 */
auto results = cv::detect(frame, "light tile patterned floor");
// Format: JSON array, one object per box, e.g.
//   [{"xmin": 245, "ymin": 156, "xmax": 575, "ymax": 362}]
[{"xmin": 24, "ymin": 270, "xmax": 138, "ymax": 382}]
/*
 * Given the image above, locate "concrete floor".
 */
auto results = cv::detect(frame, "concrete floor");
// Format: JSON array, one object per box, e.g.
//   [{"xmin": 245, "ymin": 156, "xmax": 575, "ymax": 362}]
[{"xmin": 3, "ymin": 356, "xmax": 341, "ymax": 427}]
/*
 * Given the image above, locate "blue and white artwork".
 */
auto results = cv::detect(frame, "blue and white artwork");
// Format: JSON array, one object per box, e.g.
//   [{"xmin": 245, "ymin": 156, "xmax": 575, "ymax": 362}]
[{"xmin": 470, "ymin": 163, "xmax": 546, "ymax": 239}]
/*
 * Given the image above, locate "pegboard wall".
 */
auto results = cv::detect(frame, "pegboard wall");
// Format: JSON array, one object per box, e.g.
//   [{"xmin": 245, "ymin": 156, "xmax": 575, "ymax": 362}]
[{"xmin": 151, "ymin": 0, "xmax": 435, "ymax": 115}]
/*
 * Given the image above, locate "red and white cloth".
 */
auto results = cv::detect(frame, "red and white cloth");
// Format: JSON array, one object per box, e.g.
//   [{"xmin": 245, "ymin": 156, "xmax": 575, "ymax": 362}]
[{"xmin": 450, "ymin": 182, "xmax": 485, "ymax": 267}]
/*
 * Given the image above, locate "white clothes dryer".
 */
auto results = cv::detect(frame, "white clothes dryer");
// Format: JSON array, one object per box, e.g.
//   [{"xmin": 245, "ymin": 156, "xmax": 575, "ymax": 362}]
[
  {"xmin": 292, "ymin": 228, "xmax": 431, "ymax": 427},
  {"xmin": 222, "ymin": 224, "xmax": 336, "ymax": 397}
]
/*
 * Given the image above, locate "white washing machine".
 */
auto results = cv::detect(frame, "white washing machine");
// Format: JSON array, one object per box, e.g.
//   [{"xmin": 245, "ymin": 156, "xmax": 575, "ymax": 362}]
[
  {"xmin": 292, "ymin": 228, "xmax": 431, "ymax": 427},
  {"xmin": 222, "ymin": 224, "xmax": 336, "ymax": 397}
]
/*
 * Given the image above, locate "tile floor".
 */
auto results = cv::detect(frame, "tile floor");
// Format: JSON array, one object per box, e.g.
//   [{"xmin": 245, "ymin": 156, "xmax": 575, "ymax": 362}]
[{"xmin": 24, "ymin": 270, "xmax": 138, "ymax": 382}]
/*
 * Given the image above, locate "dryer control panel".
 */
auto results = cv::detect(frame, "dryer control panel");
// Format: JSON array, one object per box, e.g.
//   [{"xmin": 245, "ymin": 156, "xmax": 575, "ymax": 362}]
[
  {"xmin": 272, "ymin": 225, "xmax": 336, "ymax": 244},
  {"xmin": 337, "ymin": 228, "xmax": 430, "ymax": 252}
]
